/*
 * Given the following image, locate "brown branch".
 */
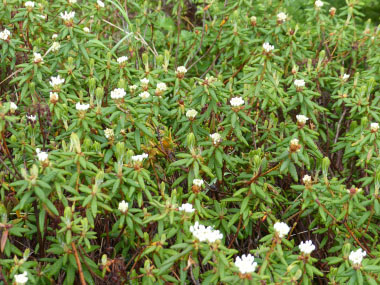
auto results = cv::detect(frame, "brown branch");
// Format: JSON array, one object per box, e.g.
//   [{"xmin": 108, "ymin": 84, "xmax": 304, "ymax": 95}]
[
  {"xmin": 244, "ymin": 162, "xmax": 282, "ymax": 185},
  {"xmin": 78, "ymin": 245, "xmax": 104, "ymax": 282},
  {"xmin": 315, "ymin": 199, "xmax": 374, "ymax": 258},
  {"xmin": 228, "ymin": 215, "xmax": 242, "ymax": 248},
  {"xmin": 71, "ymin": 242, "xmax": 87, "ymax": 285}
]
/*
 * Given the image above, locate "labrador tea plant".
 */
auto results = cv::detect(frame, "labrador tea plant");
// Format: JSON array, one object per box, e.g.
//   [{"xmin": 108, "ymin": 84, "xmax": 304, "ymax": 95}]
[{"xmin": 1, "ymin": 0, "xmax": 380, "ymax": 284}]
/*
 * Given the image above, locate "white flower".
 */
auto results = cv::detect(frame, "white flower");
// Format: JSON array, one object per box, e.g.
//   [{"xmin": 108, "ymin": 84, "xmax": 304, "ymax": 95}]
[
  {"xmin": 315, "ymin": 0, "xmax": 324, "ymax": 8},
  {"xmin": 176, "ymin": 66, "xmax": 187, "ymax": 75},
  {"xmin": 303, "ymin": 175, "xmax": 312, "ymax": 184},
  {"xmin": 263, "ymin": 42, "xmax": 274, "ymax": 53},
  {"xmin": 299, "ymin": 240, "xmax": 315, "ymax": 255},
  {"xmin": 131, "ymin": 153, "xmax": 148, "ymax": 162},
  {"xmin": 69, "ymin": 0, "xmax": 77, "ymax": 3},
  {"xmin": 342, "ymin": 73, "xmax": 350, "ymax": 81},
  {"xmin": 349, "ymin": 248, "xmax": 366, "ymax": 266},
  {"xmin": 370, "ymin": 122, "xmax": 379, "ymax": 133},
  {"xmin": 193, "ymin": 179, "xmax": 204, "ymax": 187},
  {"xmin": 210, "ymin": 133, "xmax": 222, "ymax": 145},
  {"xmin": 25, "ymin": 1, "xmax": 35, "ymax": 8},
  {"xmin": 38, "ymin": 14, "xmax": 46, "ymax": 19},
  {"xmin": 274, "ymin": 222, "xmax": 290, "ymax": 238},
  {"xmin": 60, "ymin": 11, "xmax": 75, "ymax": 21},
  {"xmin": 14, "ymin": 271, "xmax": 28, "ymax": 285},
  {"xmin": 76, "ymin": 102, "xmax": 90, "ymax": 111},
  {"xmin": 104, "ymin": 128, "xmax": 114, "ymax": 139},
  {"xmin": 230, "ymin": 97, "xmax": 245, "ymax": 107},
  {"xmin": 186, "ymin": 109, "xmax": 198, "ymax": 119},
  {"xmin": 117, "ymin": 56, "xmax": 128, "ymax": 64},
  {"xmin": 83, "ymin": 27, "xmax": 90, "ymax": 33},
  {"xmin": 49, "ymin": 75, "xmax": 65, "ymax": 88},
  {"xmin": 97, "ymin": 0, "xmax": 105, "ymax": 7},
  {"xmin": 189, "ymin": 221, "xmax": 223, "ymax": 243},
  {"xmin": 140, "ymin": 78, "xmax": 149, "ymax": 85},
  {"xmin": 51, "ymin": 42, "xmax": 60, "ymax": 52},
  {"xmin": 277, "ymin": 12, "xmax": 287, "ymax": 22},
  {"xmin": 139, "ymin": 91, "xmax": 150, "ymax": 99},
  {"xmin": 50, "ymin": 92, "xmax": 59, "ymax": 102},
  {"xmin": 110, "ymin": 88, "xmax": 126, "ymax": 99},
  {"xmin": 156, "ymin": 82, "xmax": 167, "ymax": 92},
  {"xmin": 290, "ymin": 138, "xmax": 300, "ymax": 147},
  {"xmin": 36, "ymin": 148, "xmax": 48, "ymax": 162},
  {"xmin": 129, "ymin": 85, "xmax": 138, "ymax": 92},
  {"xmin": 234, "ymin": 254, "xmax": 257, "ymax": 274},
  {"xmin": 27, "ymin": 115, "xmax": 37, "ymax": 121},
  {"xmin": 179, "ymin": 203, "xmax": 195, "ymax": 213},
  {"xmin": 9, "ymin": 102, "xmax": 18, "ymax": 111},
  {"xmin": 0, "ymin": 29, "xmax": 11, "ymax": 41},
  {"xmin": 296, "ymin": 115, "xmax": 309, "ymax": 125},
  {"xmin": 118, "ymin": 200, "xmax": 128, "ymax": 212},
  {"xmin": 33, "ymin": 52, "xmax": 43, "ymax": 63},
  {"xmin": 294, "ymin": 79, "xmax": 305, "ymax": 88},
  {"xmin": 52, "ymin": 34, "xmax": 58, "ymax": 40}
]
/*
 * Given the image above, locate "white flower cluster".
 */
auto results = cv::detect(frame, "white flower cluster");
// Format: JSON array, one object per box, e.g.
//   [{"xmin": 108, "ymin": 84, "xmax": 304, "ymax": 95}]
[
  {"xmin": 118, "ymin": 200, "xmax": 128, "ymax": 212},
  {"xmin": 315, "ymin": 0, "xmax": 324, "ymax": 8},
  {"xmin": 277, "ymin": 12, "xmax": 287, "ymax": 22},
  {"xmin": 33, "ymin": 52, "xmax": 43, "ymax": 63},
  {"xmin": 156, "ymin": 82, "xmax": 167, "ymax": 92},
  {"xmin": 189, "ymin": 221, "xmax": 223, "ymax": 243},
  {"xmin": 139, "ymin": 91, "xmax": 150, "ymax": 99},
  {"xmin": 129, "ymin": 85, "xmax": 138, "ymax": 92},
  {"xmin": 370, "ymin": 122, "xmax": 378, "ymax": 133},
  {"xmin": 0, "ymin": 29, "xmax": 11, "ymax": 41},
  {"xmin": 294, "ymin": 79, "xmax": 305, "ymax": 88},
  {"xmin": 27, "ymin": 115, "xmax": 37, "ymax": 121},
  {"xmin": 60, "ymin": 11, "xmax": 75, "ymax": 21},
  {"xmin": 296, "ymin": 115, "xmax": 309, "ymax": 125},
  {"xmin": 299, "ymin": 240, "xmax": 316, "ymax": 254},
  {"xmin": 83, "ymin": 27, "xmax": 90, "ymax": 33},
  {"xmin": 179, "ymin": 203, "xmax": 195, "ymax": 213},
  {"xmin": 186, "ymin": 109, "xmax": 198, "ymax": 119},
  {"xmin": 176, "ymin": 66, "xmax": 187, "ymax": 75},
  {"xmin": 342, "ymin": 73, "xmax": 350, "ymax": 81},
  {"xmin": 9, "ymin": 102, "xmax": 18, "ymax": 111},
  {"xmin": 52, "ymin": 34, "xmax": 58, "ymax": 40},
  {"xmin": 274, "ymin": 222, "xmax": 290, "ymax": 238},
  {"xmin": 303, "ymin": 175, "xmax": 312, "ymax": 185},
  {"xmin": 234, "ymin": 254, "xmax": 257, "ymax": 274},
  {"xmin": 50, "ymin": 92, "xmax": 59, "ymax": 102},
  {"xmin": 97, "ymin": 0, "xmax": 105, "ymax": 7},
  {"xmin": 349, "ymin": 248, "xmax": 366, "ymax": 265},
  {"xmin": 69, "ymin": 0, "xmax": 77, "ymax": 3},
  {"xmin": 230, "ymin": 97, "xmax": 244, "ymax": 107},
  {"xmin": 14, "ymin": 271, "xmax": 28, "ymax": 285},
  {"xmin": 210, "ymin": 133, "xmax": 222, "ymax": 145},
  {"xmin": 49, "ymin": 75, "xmax": 65, "ymax": 89},
  {"xmin": 25, "ymin": 1, "xmax": 35, "ymax": 8},
  {"xmin": 193, "ymin": 179, "xmax": 204, "ymax": 187},
  {"xmin": 290, "ymin": 138, "xmax": 301, "ymax": 151},
  {"xmin": 36, "ymin": 148, "xmax": 48, "ymax": 162},
  {"xmin": 104, "ymin": 128, "xmax": 114, "ymax": 139},
  {"xmin": 110, "ymin": 88, "xmax": 126, "ymax": 99},
  {"xmin": 263, "ymin": 42, "xmax": 274, "ymax": 53},
  {"xmin": 51, "ymin": 42, "xmax": 60, "ymax": 52},
  {"xmin": 117, "ymin": 56, "xmax": 128, "ymax": 64},
  {"xmin": 140, "ymin": 78, "xmax": 149, "ymax": 86},
  {"xmin": 131, "ymin": 153, "xmax": 148, "ymax": 162},
  {"xmin": 76, "ymin": 102, "xmax": 90, "ymax": 111}
]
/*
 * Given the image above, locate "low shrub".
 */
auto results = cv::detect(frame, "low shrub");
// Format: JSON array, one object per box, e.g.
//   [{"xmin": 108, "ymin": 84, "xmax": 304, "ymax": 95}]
[{"xmin": 0, "ymin": 0, "xmax": 380, "ymax": 284}]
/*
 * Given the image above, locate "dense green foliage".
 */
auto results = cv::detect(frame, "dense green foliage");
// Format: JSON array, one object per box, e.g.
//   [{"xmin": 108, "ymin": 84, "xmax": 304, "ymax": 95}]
[{"xmin": 1, "ymin": 0, "xmax": 380, "ymax": 284}]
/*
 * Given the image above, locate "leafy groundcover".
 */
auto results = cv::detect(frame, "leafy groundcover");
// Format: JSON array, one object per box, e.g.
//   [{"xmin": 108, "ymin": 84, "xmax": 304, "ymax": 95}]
[{"xmin": 1, "ymin": 0, "xmax": 380, "ymax": 284}]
